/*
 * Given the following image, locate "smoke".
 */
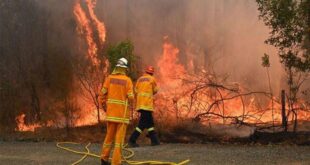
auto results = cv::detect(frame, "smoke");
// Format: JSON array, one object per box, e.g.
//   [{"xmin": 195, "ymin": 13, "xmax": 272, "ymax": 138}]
[
  {"xmin": 89, "ymin": 0, "xmax": 283, "ymax": 94},
  {"xmin": 33, "ymin": 0, "xmax": 285, "ymax": 94},
  {"xmin": 34, "ymin": 0, "xmax": 80, "ymax": 57}
]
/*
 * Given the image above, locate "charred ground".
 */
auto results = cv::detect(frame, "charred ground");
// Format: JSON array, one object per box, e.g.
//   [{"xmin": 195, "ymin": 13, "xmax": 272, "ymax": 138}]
[{"xmin": 1, "ymin": 122, "xmax": 309, "ymax": 146}]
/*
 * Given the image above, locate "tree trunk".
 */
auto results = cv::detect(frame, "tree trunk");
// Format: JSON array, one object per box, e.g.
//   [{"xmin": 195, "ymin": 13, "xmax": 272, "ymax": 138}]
[
  {"xmin": 281, "ymin": 90, "xmax": 288, "ymax": 132},
  {"xmin": 307, "ymin": 0, "xmax": 310, "ymax": 56},
  {"xmin": 96, "ymin": 106, "xmax": 100, "ymax": 124},
  {"xmin": 266, "ymin": 68, "xmax": 275, "ymax": 132},
  {"xmin": 30, "ymin": 83, "xmax": 41, "ymax": 121},
  {"xmin": 64, "ymin": 97, "xmax": 71, "ymax": 135},
  {"xmin": 293, "ymin": 110, "xmax": 298, "ymax": 132}
]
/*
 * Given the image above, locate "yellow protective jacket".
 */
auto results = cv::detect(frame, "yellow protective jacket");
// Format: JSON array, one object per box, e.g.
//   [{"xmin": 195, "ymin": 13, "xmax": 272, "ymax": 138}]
[
  {"xmin": 135, "ymin": 74, "xmax": 158, "ymax": 111},
  {"xmin": 101, "ymin": 68, "xmax": 134, "ymax": 124}
]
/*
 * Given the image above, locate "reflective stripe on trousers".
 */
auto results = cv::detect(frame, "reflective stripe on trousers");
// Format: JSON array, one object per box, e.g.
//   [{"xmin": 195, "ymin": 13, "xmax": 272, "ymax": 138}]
[
  {"xmin": 147, "ymin": 127, "xmax": 155, "ymax": 132},
  {"xmin": 101, "ymin": 122, "xmax": 127, "ymax": 165},
  {"xmin": 135, "ymin": 127, "xmax": 142, "ymax": 133}
]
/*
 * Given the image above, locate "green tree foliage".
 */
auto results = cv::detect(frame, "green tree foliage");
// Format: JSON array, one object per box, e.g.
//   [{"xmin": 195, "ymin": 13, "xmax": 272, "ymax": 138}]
[
  {"xmin": 107, "ymin": 40, "xmax": 139, "ymax": 80},
  {"xmin": 257, "ymin": 0, "xmax": 310, "ymax": 131},
  {"xmin": 257, "ymin": 0, "xmax": 310, "ymax": 71},
  {"xmin": 262, "ymin": 53, "xmax": 271, "ymax": 68}
]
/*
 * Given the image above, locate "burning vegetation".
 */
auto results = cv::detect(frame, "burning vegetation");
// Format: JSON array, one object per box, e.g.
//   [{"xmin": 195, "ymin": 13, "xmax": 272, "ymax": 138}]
[
  {"xmin": 0, "ymin": 0, "xmax": 309, "ymax": 144},
  {"xmin": 155, "ymin": 37, "xmax": 310, "ymax": 133}
]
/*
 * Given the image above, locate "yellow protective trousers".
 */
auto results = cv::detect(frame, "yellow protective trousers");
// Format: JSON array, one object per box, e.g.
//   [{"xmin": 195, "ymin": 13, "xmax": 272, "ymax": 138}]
[{"xmin": 101, "ymin": 122, "xmax": 128, "ymax": 165}]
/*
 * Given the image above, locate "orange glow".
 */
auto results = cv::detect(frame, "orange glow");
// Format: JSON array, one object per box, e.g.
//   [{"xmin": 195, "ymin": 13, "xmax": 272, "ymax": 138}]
[
  {"xmin": 156, "ymin": 36, "xmax": 310, "ymax": 125},
  {"xmin": 73, "ymin": 108, "xmax": 105, "ymax": 127},
  {"xmin": 157, "ymin": 36, "xmax": 186, "ymax": 88},
  {"xmin": 72, "ymin": 0, "xmax": 107, "ymax": 126},
  {"xmin": 74, "ymin": 97, "xmax": 105, "ymax": 127},
  {"xmin": 15, "ymin": 114, "xmax": 41, "ymax": 132},
  {"xmin": 73, "ymin": 1, "xmax": 99, "ymax": 65},
  {"xmin": 86, "ymin": 0, "xmax": 106, "ymax": 44}
]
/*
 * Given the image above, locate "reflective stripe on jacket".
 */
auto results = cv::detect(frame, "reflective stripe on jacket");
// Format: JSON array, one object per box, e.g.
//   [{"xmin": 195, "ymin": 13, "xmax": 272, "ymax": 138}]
[{"xmin": 135, "ymin": 74, "xmax": 158, "ymax": 111}]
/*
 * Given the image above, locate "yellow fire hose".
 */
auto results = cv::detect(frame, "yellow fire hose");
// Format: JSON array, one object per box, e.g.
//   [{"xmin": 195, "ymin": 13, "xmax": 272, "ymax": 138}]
[
  {"xmin": 56, "ymin": 100, "xmax": 190, "ymax": 165},
  {"xmin": 56, "ymin": 142, "xmax": 190, "ymax": 165}
]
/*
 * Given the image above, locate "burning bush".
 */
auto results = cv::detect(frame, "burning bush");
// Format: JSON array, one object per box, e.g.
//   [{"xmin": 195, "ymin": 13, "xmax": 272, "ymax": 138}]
[{"xmin": 153, "ymin": 37, "xmax": 310, "ymax": 136}]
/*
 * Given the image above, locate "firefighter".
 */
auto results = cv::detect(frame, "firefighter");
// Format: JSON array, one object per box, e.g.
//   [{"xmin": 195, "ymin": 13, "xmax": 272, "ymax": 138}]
[
  {"xmin": 128, "ymin": 65, "xmax": 160, "ymax": 147},
  {"xmin": 99, "ymin": 58, "xmax": 134, "ymax": 165}
]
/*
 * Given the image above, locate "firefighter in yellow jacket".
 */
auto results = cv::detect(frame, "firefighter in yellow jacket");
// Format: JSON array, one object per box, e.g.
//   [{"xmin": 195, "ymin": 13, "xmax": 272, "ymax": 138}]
[
  {"xmin": 128, "ymin": 65, "xmax": 160, "ymax": 147},
  {"xmin": 99, "ymin": 58, "xmax": 134, "ymax": 165}
]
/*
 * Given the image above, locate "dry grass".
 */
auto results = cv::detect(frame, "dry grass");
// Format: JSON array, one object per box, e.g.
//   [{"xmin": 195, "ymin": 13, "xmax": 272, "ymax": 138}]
[{"xmin": 1, "ymin": 121, "xmax": 309, "ymax": 145}]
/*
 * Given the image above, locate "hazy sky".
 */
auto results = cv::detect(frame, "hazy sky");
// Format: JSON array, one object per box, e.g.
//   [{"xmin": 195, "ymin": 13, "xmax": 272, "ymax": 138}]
[{"xmin": 37, "ymin": 0, "xmax": 289, "ymax": 95}]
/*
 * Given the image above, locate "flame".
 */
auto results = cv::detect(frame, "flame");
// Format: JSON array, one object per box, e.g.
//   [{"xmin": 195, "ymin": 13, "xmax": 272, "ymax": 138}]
[
  {"xmin": 86, "ymin": 0, "xmax": 106, "ymax": 44},
  {"xmin": 15, "ymin": 114, "xmax": 41, "ymax": 132},
  {"xmin": 157, "ymin": 36, "xmax": 186, "ymax": 89},
  {"xmin": 74, "ymin": 97, "xmax": 105, "ymax": 127},
  {"xmin": 72, "ymin": 0, "xmax": 107, "ymax": 127},
  {"xmin": 73, "ymin": 0, "xmax": 102, "ymax": 66},
  {"xmin": 156, "ymin": 36, "xmax": 310, "ymax": 125}
]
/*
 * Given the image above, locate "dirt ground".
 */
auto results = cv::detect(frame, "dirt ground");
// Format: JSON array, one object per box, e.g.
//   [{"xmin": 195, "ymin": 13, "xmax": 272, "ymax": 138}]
[{"xmin": 0, "ymin": 142, "xmax": 309, "ymax": 165}]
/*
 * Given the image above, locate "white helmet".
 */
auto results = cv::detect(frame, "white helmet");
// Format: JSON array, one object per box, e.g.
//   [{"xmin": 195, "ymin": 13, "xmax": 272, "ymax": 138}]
[{"xmin": 116, "ymin": 57, "xmax": 128, "ymax": 68}]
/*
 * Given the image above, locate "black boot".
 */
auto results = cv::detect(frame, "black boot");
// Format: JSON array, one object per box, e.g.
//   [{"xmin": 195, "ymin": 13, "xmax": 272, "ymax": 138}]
[
  {"xmin": 149, "ymin": 131, "xmax": 160, "ymax": 146},
  {"xmin": 128, "ymin": 130, "xmax": 141, "ymax": 148},
  {"xmin": 101, "ymin": 159, "xmax": 110, "ymax": 165}
]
